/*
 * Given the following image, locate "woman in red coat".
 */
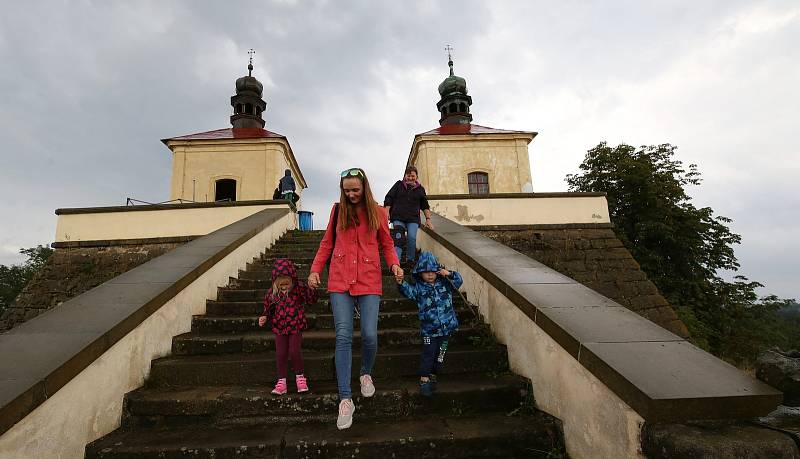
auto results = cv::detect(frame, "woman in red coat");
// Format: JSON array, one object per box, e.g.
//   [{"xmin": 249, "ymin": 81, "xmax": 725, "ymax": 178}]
[{"xmin": 308, "ymin": 168, "xmax": 403, "ymax": 430}]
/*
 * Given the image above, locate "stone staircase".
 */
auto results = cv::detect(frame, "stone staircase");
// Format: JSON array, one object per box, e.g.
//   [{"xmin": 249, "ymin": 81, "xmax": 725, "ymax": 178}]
[{"xmin": 86, "ymin": 230, "xmax": 565, "ymax": 458}]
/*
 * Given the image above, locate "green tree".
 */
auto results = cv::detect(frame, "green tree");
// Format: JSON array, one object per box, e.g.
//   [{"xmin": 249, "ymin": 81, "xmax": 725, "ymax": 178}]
[
  {"xmin": 566, "ymin": 142, "xmax": 794, "ymax": 364},
  {"xmin": 0, "ymin": 245, "xmax": 53, "ymax": 313}
]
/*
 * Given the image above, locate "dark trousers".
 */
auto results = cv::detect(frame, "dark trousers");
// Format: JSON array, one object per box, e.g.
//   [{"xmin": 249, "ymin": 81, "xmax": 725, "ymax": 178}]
[
  {"xmin": 419, "ymin": 335, "xmax": 449, "ymax": 377},
  {"xmin": 275, "ymin": 332, "xmax": 304, "ymax": 378}
]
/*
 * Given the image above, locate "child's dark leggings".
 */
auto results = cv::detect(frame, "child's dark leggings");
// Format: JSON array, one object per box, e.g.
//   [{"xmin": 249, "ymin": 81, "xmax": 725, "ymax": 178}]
[
  {"xmin": 275, "ymin": 332, "xmax": 304, "ymax": 379},
  {"xmin": 419, "ymin": 335, "xmax": 449, "ymax": 377}
]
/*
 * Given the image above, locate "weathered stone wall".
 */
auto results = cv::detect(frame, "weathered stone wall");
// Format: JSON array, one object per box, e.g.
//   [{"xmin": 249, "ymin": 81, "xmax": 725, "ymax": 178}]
[
  {"xmin": 477, "ymin": 225, "xmax": 689, "ymax": 338},
  {"xmin": 0, "ymin": 242, "xmax": 184, "ymax": 332}
]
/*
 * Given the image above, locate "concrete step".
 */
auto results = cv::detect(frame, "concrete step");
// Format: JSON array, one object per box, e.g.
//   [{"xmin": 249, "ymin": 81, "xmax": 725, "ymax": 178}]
[
  {"xmin": 87, "ymin": 412, "xmax": 562, "ymax": 458},
  {"xmin": 123, "ymin": 374, "xmax": 529, "ymax": 428},
  {"xmin": 217, "ymin": 286, "xmax": 406, "ymax": 301},
  {"xmin": 150, "ymin": 346, "xmax": 509, "ymax": 387},
  {"xmin": 228, "ymin": 275, "xmax": 404, "ymax": 290},
  {"xmin": 192, "ymin": 310, "xmax": 473, "ymax": 334},
  {"xmin": 192, "ymin": 307, "xmax": 475, "ymax": 334},
  {"xmin": 263, "ymin": 243, "xmax": 323, "ymax": 251},
  {"xmin": 205, "ymin": 297, "xmax": 422, "ymax": 316},
  {"xmin": 172, "ymin": 327, "xmax": 486, "ymax": 355},
  {"xmin": 255, "ymin": 255, "xmax": 404, "ymax": 268}
]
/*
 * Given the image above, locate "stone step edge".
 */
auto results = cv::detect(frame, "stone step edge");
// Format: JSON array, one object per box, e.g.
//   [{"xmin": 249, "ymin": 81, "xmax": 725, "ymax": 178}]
[
  {"xmin": 174, "ymin": 326, "xmax": 486, "ymax": 342},
  {"xmin": 86, "ymin": 412, "xmax": 560, "ymax": 457},
  {"xmin": 125, "ymin": 373, "xmax": 527, "ymax": 412},
  {"xmin": 154, "ymin": 344, "xmax": 505, "ymax": 366}
]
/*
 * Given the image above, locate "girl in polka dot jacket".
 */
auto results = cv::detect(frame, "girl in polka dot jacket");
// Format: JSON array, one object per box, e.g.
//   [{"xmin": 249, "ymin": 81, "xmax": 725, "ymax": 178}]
[{"xmin": 258, "ymin": 258, "xmax": 318, "ymax": 395}]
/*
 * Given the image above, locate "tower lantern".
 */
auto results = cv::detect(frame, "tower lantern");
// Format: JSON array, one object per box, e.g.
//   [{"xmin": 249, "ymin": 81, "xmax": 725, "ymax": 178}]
[
  {"xmin": 436, "ymin": 46, "xmax": 473, "ymax": 126},
  {"xmin": 230, "ymin": 49, "xmax": 267, "ymax": 129}
]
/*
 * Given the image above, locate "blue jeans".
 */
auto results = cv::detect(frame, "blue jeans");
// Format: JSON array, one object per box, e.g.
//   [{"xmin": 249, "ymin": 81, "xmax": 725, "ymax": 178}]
[
  {"xmin": 330, "ymin": 292, "xmax": 381, "ymax": 399},
  {"xmin": 392, "ymin": 220, "xmax": 419, "ymax": 262}
]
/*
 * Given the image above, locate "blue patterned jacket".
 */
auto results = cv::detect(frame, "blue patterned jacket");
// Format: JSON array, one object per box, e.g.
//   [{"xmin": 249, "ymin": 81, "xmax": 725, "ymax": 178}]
[{"xmin": 398, "ymin": 251, "xmax": 463, "ymax": 337}]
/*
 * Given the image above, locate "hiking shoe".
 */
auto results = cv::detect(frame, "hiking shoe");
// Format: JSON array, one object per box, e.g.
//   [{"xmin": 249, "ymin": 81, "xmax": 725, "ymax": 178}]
[
  {"xmin": 271, "ymin": 378, "xmax": 287, "ymax": 395},
  {"xmin": 419, "ymin": 380, "xmax": 434, "ymax": 397},
  {"xmin": 296, "ymin": 374, "xmax": 309, "ymax": 393},
  {"xmin": 337, "ymin": 398, "xmax": 355, "ymax": 430},
  {"xmin": 360, "ymin": 374, "xmax": 376, "ymax": 397}
]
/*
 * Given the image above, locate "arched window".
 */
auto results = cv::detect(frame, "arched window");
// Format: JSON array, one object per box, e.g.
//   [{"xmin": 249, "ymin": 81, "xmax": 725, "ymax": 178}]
[
  {"xmin": 449, "ymin": 102, "xmax": 457, "ymax": 113},
  {"xmin": 235, "ymin": 103, "xmax": 242, "ymax": 114},
  {"xmin": 459, "ymin": 103, "xmax": 467, "ymax": 112},
  {"xmin": 215, "ymin": 179, "xmax": 236, "ymax": 202},
  {"xmin": 245, "ymin": 103, "xmax": 253, "ymax": 115},
  {"xmin": 467, "ymin": 172, "xmax": 489, "ymax": 195}
]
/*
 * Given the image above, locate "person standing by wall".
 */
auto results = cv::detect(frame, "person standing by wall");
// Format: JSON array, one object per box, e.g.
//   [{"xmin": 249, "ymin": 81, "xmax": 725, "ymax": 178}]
[
  {"xmin": 278, "ymin": 169, "xmax": 298, "ymax": 204},
  {"xmin": 308, "ymin": 167, "xmax": 403, "ymax": 430},
  {"xmin": 383, "ymin": 165, "xmax": 433, "ymax": 264}
]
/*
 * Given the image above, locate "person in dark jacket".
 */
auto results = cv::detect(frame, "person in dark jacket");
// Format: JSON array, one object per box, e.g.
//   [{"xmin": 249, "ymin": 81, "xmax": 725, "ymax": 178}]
[
  {"xmin": 397, "ymin": 251, "xmax": 463, "ymax": 396},
  {"xmin": 274, "ymin": 169, "xmax": 299, "ymax": 204},
  {"xmin": 279, "ymin": 169, "xmax": 296, "ymax": 195},
  {"xmin": 383, "ymin": 165, "xmax": 433, "ymax": 263}
]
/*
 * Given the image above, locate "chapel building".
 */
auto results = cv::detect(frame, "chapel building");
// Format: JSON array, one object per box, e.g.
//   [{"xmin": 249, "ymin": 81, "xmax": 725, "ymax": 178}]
[
  {"xmin": 408, "ymin": 55, "xmax": 536, "ymax": 196},
  {"xmin": 161, "ymin": 60, "xmax": 306, "ymax": 204}
]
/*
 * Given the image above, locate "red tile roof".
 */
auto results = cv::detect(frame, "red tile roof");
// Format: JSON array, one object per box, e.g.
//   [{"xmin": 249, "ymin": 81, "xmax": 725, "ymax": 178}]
[
  {"xmin": 415, "ymin": 123, "xmax": 535, "ymax": 137},
  {"xmin": 161, "ymin": 128, "xmax": 285, "ymax": 144}
]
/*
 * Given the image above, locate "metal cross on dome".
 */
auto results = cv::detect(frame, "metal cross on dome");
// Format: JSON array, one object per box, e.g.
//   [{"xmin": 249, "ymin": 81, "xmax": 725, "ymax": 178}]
[
  {"xmin": 247, "ymin": 48, "xmax": 255, "ymax": 76},
  {"xmin": 445, "ymin": 45, "xmax": 454, "ymax": 75}
]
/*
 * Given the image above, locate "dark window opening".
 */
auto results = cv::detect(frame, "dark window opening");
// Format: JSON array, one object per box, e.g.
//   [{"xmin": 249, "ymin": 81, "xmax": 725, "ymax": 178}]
[
  {"xmin": 459, "ymin": 103, "xmax": 467, "ymax": 112},
  {"xmin": 215, "ymin": 179, "xmax": 237, "ymax": 202},
  {"xmin": 256, "ymin": 106, "xmax": 262, "ymax": 116},
  {"xmin": 442, "ymin": 106, "xmax": 448, "ymax": 115},
  {"xmin": 467, "ymin": 172, "xmax": 489, "ymax": 195},
  {"xmin": 245, "ymin": 103, "xmax": 253, "ymax": 114},
  {"xmin": 449, "ymin": 102, "xmax": 458, "ymax": 113},
  {"xmin": 235, "ymin": 103, "xmax": 242, "ymax": 114}
]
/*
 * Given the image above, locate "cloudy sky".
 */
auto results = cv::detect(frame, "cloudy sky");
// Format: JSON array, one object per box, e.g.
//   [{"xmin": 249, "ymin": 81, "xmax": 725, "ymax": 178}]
[{"xmin": 0, "ymin": 0, "xmax": 797, "ymax": 299}]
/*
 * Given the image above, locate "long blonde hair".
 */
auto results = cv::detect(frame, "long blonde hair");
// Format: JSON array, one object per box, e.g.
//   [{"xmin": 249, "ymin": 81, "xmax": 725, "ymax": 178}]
[{"xmin": 338, "ymin": 169, "xmax": 381, "ymax": 231}]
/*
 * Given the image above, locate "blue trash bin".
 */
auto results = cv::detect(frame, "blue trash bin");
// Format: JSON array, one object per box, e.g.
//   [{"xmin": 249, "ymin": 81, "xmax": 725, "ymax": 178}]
[{"xmin": 298, "ymin": 211, "xmax": 314, "ymax": 231}]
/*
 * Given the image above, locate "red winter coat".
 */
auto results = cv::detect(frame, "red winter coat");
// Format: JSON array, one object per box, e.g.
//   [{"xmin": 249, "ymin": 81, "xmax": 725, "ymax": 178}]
[
  {"xmin": 263, "ymin": 259, "xmax": 318, "ymax": 335},
  {"xmin": 311, "ymin": 204, "xmax": 399, "ymax": 296}
]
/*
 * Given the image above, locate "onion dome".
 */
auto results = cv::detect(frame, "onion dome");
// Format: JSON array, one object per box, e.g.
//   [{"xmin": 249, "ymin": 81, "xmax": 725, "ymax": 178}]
[{"xmin": 438, "ymin": 73, "xmax": 468, "ymax": 97}]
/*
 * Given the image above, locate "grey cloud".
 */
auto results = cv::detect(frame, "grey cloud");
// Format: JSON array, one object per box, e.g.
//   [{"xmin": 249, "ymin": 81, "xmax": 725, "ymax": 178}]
[{"xmin": 0, "ymin": 1, "xmax": 796, "ymax": 299}]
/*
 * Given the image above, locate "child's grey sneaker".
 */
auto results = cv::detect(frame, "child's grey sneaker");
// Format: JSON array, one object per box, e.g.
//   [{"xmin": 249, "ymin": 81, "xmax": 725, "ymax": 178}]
[
  {"xmin": 419, "ymin": 380, "xmax": 434, "ymax": 397},
  {"xmin": 337, "ymin": 398, "xmax": 355, "ymax": 430},
  {"xmin": 360, "ymin": 374, "xmax": 376, "ymax": 397}
]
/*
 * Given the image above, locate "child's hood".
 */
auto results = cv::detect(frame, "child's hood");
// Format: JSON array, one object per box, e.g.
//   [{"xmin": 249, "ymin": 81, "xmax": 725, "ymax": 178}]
[
  {"xmin": 271, "ymin": 258, "xmax": 298, "ymax": 283},
  {"xmin": 412, "ymin": 252, "xmax": 440, "ymax": 279}
]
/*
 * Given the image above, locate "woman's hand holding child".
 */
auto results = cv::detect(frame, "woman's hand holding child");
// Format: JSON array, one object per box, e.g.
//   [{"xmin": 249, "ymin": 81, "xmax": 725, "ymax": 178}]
[
  {"xmin": 391, "ymin": 264, "xmax": 404, "ymax": 284},
  {"xmin": 307, "ymin": 272, "xmax": 321, "ymax": 289}
]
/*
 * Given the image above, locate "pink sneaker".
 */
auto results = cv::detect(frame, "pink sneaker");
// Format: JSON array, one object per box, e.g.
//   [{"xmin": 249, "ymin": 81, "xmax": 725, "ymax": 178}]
[
  {"xmin": 271, "ymin": 378, "xmax": 287, "ymax": 395},
  {"xmin": 296, "ymin": 374, "xmax": 309, "ymax": 393},
  {"xmin": 360, "ymin": 374, "xmax": 375, "ymax": 397}
]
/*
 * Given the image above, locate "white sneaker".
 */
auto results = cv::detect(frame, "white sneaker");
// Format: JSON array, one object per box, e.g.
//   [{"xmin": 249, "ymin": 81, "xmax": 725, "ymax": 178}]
[
  {"xmin": 360, "ymin": 374, "xmax": 376, "ymax": 397},
  {"xmin": 337, "ymin": 398, "xmax": 355, "ymax": 430}
]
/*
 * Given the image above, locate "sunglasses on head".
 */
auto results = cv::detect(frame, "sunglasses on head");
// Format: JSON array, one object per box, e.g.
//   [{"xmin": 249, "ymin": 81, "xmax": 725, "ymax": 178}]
[{"xmin": 340, "ymin": 168, "xmax": 365, "ymax": 178}]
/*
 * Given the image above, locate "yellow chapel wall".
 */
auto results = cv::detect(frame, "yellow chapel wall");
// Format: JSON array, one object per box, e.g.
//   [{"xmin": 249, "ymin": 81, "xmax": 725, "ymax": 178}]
[
  {"xmin": 411, "ymin": 135, "xmax": 533, "ymax": 195},
  {"xmin": 168, "ymin": 138, "xmax": 302, "ymax": 203}
]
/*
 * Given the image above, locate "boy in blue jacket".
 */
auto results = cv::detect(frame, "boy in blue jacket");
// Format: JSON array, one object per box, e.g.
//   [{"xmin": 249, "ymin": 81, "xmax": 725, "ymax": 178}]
[{"xmin": 397, "ymin": 251, "xmax": 464, "ymax": 396}]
